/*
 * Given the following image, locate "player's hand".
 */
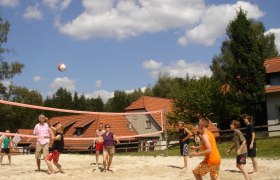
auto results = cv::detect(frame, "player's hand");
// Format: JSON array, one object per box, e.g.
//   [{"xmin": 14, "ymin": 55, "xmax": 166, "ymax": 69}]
[
  {"xmin": 190, "ymin": 146, "xmax": 196, "ymax": 150},
  {"xmin": 237, "ymin": 149, "xmax": 241, "ymax": 155},
  {"xmin": 249, "ymin": 144, "xmax": 253, "ymax": 149},
  {"xmin": 226, "ymin": 149, "xmax": 231, "ymax": 155},
  {"xmin": 190, "ymin": 151, "xmax": 198, "ymax": 157}
]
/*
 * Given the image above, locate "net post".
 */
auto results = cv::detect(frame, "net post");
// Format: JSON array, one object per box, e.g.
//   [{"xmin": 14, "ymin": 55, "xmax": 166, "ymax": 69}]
[{"xmin": 163, "ymin": 108, "xmax": 168, "ymax": 157}]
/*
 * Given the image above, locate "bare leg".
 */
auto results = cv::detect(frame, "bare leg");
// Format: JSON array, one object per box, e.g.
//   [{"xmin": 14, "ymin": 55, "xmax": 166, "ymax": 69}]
[
  {"xmin": 193, "ymin": 172, "xmax": 203, "ymax": 180},
  {"xmin": 45, "ymin": 159, "xmax": 54, "ymax": 174},
  {"xmin": 103, "ymin": 150, "xmax": 108, "ymax": 172},
  {"xmin": 183, "ymin": 155, "xmax": 188, "ymax": 169},
  {"xmin": 236, "ymin": 164, "xmax": 251, "ymax": 180},
  {"xmin": 211, "ymin": 176, "xmax": 219, "ymax": 180},
  {"xmin": 54, "ymin": 162, "xmax": 64, "ymax": 173},
  {"xmin": 8, "ymin": 154, "xmax": 11, "ymax": 165},
  {"xmin": 251, "ymin": 157, "xmax": 258, "ymax": 173},
  {"xmin": 36, "ymin": 159, "xmax": 41, "ymax": 171},
  {"xmin": 95, "ymin": 151, "xmax": 100, "ymax": 165},
  {"xmin": 0, "ymin": 153, "xmax": 4, "ymax": 165},
  {"xmin": 107, "ymin": 154, "xmax": 113, "ymax": 170}
]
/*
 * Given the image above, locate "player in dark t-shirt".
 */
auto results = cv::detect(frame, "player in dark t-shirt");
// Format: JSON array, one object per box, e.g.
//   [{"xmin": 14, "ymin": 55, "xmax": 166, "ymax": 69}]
[
  {"xmin": 45, "ymin": 123, "xmax": 65, "ymax": 174},
  {"xmin": 243, "ymin": 115, "xmax": 258, "ymax": 173}
]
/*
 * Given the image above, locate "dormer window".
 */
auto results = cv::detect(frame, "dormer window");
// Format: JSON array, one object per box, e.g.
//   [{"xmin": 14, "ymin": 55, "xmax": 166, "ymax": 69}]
[
  {"xmin": 76, "ymin": 128, "xmax": 83, "ymax": 136},
  {"xmin": 145, "ymin": 120, "xmax": 151, "ymax": 129}
]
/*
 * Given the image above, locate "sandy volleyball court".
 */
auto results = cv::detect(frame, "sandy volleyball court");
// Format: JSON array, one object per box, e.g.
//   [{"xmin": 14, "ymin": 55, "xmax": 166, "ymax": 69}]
[{"xmin": 0, "ymin": 154, "xmax": 279, "ymax": 180}]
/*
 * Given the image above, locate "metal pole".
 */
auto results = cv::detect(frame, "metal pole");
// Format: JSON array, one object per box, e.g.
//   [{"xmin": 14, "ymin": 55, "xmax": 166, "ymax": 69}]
[{"xmin": 164, "ymin": 108, "xmax": 168, "ymax": 157}]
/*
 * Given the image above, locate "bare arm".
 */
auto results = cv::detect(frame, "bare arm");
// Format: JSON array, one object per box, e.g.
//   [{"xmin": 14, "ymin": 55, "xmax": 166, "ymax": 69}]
[
  {"xmin": 9, "ymin": 141, "xmax": 15, "ymax": 150},
  {"xmin": 190, "ymin": 145, "xmax": 202, "ymax": 150},
  {"xmin": 54, "ymin": 134, "xmax": 61, "ymax": 141},
  {"xmin": 250, "ymin": 132, "xmax": 255, "ymax": 146},
  {"xmin": 113, "ymin": 135, "xmax": 120, "ymax": 144},
  {"xmin": 50, "ymin": 129, "xmax": 55, "ymax": 140},
  {"xmin": 226, "ymin": 144, "xmax": 235, "ymax": 154},
  {"xmin": 191, "ymin": 134, "xmax": 212, "ymax": 156},
  {"xmin": 182, "ymin": 128, "xmax": 193, "ymax": 142},
  {"xmin": 237, "ymin": 140, "xmax": 246, "ymax": 155}
]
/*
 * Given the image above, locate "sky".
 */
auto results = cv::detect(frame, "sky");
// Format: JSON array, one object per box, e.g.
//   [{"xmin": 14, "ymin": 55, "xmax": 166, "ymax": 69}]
[{"xmin": 0, "ymin": 0, "xmax": 279, "ymax": 102}]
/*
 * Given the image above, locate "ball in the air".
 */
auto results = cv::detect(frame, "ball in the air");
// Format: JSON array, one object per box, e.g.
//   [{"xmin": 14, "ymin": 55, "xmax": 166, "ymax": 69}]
[{"xmin": 58, "ymin": 63, "xmax": 67, "ymax": 72}]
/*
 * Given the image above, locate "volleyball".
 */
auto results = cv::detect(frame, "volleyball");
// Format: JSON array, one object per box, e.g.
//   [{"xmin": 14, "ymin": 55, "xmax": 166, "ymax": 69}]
[{"xmin": 58, "ymin": 63, "xmax": 67, "ymax": 72}]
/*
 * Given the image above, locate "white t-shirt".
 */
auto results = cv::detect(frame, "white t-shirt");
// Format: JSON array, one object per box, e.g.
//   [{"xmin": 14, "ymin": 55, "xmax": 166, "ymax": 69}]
[{"xmin": 33, "ymin": 123, "xmax": 50, "ymax": 145}]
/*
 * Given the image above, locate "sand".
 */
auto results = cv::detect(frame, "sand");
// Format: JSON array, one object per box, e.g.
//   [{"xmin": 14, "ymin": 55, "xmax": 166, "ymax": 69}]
[{"xmin": 0, "ymin": 154, "xmax": 279, "ymax": 180}]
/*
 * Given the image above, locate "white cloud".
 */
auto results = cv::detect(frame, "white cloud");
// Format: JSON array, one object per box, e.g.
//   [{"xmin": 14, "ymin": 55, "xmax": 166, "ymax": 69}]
[
  {"xmin": 50, "ymin": 77, "xmax": 75, "ymax": 92},
  {"xmin": 56, "ymin": 0, "xmax": 264, "ymax": 46},
  {"xmin": 265, "ymin": 28, "xmax": 280, "ymax": 53},
  {"xmin": 43, "ymin": 0, "xmax": 72, "ymax": 10},
  {"xmin": 178, "ymin": 1, "xmax": 264, "ymax": 46},
  {"xmin": 143, "ymin": 59, "xmax": 212, "ymax": 78},
  {"xmin": 57, "ymin": 0, "xmax": 205, "ymax": 40},
  {"xmin": 142, "ymin": 60, "xmax": 162, "ymax": 70},
  {"xmin": 124, "ymin": 87, "xmax": 146, "ymax": 94},
  {"xmin": 84, "ymin": 87, "xmax": 147, "ymax": 103},
  {"xmin": 23, "ymin": 5, "xmax": 43, "ymax": 20},
  {"xmin": 95, "ymin": 80, "xmax": 102, "ymax": 89},
  {"xmin": 33, "ymin": 76, "xmax": 42, "ymax": 82},
  {"xmin": 0, "ymin": 0, "xmax": 19, "ymax": 8},
  {"xmin": 84, "ymin": 90, "xmax": 113, "ymax": 102}
]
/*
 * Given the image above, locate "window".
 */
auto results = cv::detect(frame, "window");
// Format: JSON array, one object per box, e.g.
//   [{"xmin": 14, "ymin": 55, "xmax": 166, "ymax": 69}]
[
  {"xmin": 145, "ymin": 120, "xmax": 151, "ymax": 129},
  {"xmin": 76, "ymin": 128, "xmax": 82, "ymax": 136},
  {"xmin": 270, "ymin": 74, "xmax": 280, "ymax": 86}
]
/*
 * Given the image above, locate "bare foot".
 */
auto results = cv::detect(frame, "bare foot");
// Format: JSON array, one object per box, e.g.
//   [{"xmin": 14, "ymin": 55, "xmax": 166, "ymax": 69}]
[
  {"xmin": 60, "ymin": 170, "xmax": 65, "ymax": 174},
  {"xmin": 180, "ymin": 168, "xmax": 187, "ymax": 173}
]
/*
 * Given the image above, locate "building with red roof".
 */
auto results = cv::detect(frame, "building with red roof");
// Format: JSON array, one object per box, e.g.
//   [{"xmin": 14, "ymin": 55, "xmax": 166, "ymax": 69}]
[{"xmin": 264, "ymin": 57, "xmax": 280, "ymax": 136}]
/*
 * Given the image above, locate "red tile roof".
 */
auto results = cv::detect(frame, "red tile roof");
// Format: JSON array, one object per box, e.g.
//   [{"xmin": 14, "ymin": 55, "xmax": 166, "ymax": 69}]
[
  {"xmin": 265, "ymin": 85, "xmax": 280, "ymax": 93},
  {"xmin": 264, "ymin": 57, "xmax": 280, "ymax": 74},
  {"xmin": 125, "ymin": 96, "xmax": 173, "ymax": 129},
  {"xmin": 125, "ymin": 96, "xmax": 220, "ymax": 137},
  {"xmin": 18, "ymin": 113, "xmax": 138, "ymax": 150}
]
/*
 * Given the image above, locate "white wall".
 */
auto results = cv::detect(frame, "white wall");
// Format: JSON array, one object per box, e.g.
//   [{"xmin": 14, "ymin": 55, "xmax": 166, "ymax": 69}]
[{"xmin": 266, "ymin": 93, "xmax": 280, "ymax": 136}]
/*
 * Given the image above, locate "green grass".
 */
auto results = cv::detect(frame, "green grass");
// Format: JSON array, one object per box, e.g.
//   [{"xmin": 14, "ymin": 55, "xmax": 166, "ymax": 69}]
[{"xmin": 118, "ymin": 136, "xmax": 280, "ymax": 159}]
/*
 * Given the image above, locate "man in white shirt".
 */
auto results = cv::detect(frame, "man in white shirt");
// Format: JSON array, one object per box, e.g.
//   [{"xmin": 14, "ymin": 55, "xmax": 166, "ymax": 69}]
[{"xmin": 32, "ymin": 114, "xmax": 52, "ymax": 171}]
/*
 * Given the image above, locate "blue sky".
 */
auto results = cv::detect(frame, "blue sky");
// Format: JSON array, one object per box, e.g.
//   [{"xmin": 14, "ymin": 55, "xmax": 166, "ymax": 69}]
[{"xmin": 0, "ymin": 0, "xmax": 279, "ymax": 102}]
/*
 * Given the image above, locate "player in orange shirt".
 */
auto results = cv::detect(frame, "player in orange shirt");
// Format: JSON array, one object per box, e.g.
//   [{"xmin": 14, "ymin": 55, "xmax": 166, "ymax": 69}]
[{"xmin": 190, "ymin": 117, "xmax": 221, "ymax": 180}]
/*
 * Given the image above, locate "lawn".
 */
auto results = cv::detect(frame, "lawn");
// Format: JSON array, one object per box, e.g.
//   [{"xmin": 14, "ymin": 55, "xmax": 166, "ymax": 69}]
[{"xmin": 119, "ymin": 136, "xmax": 280, "ymax": 158}]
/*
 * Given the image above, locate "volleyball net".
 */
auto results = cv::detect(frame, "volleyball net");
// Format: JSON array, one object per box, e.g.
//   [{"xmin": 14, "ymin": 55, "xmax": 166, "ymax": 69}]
[{"xmin": 0, "ymin": 100, "xmax": 165, "ymax": 142}]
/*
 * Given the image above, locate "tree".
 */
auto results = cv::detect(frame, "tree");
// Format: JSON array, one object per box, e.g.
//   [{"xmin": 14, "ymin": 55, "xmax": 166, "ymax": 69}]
[
  {"xmin": 169, "ymin": 76, "xmax": 219, "ymax": 124},
  {"xmin": 0, "ymin": 17, "xmax": 24, "ymax": 81},
  {"xmin": 0, "ymin": 85, "xmax": 43, "ymax": 131},
  {"xmin": 105, "ymin": 91, "xmax": 131, "ymax": 112},
  {"xmin": 210, "ymin": 9, "xmax": 279, "ymax": 127},
  {"xmin": 88, "ymin": 96, "xmax": 104, "ymax": 112},
  {"xmin": 152, "ymin": 73, "xmax": 182, "ymax": 98},
  {"xmin": 0, "ymin": 17, "xmax": 25, "ymax": 131}
]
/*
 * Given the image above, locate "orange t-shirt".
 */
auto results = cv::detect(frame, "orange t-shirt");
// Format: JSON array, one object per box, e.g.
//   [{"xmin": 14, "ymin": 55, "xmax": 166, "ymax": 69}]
[{"xmin": 202, "ymin": 129, "xmax": 221, "ymax": 166}]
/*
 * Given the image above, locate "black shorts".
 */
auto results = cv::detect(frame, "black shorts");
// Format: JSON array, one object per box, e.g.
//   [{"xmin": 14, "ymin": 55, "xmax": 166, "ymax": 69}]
[
  {"xmin": 1, "ymin": 148, "xmax": 10, "ymax": 154},
  {"xmin": 247, "ymin": 142, "xmax": 256, "ymax": 157},
  {"xmin": 236, "ymin": 153, "xmax": 246, "ymax": 165}
]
